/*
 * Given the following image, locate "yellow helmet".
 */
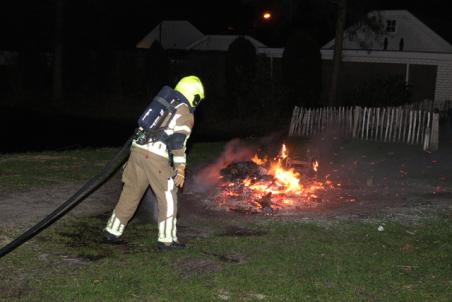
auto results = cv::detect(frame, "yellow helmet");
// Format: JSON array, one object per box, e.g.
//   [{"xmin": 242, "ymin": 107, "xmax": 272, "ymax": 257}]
[{"xmin": 174, "ymin": 75, "xmax": 205, "ymax": 107}]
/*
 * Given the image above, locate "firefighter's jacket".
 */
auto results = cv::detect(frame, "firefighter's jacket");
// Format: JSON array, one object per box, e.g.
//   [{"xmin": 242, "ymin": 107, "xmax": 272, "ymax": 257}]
[{"xmin": 132, "ymin": 102, "xmax": 194, "ymax": 169}]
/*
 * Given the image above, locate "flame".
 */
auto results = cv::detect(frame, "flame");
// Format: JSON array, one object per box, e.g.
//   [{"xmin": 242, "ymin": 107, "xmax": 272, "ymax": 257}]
[
  {"xmin": 279, "ymin": 144, "xmax": 288, "ymax": 161},
  {"xmin": 312, "ymin": 160, "xmax": 319, "ymax": 172},
  {"xmin": 251, "ymin": 154, "xmax": 266, "ymax": 165},
  {"xmin": 214, "ymin": 144, "xmax": 336, "ymax": 213},
  {"xmin": 243, "ymin": 177, "xmax": 252, "ymax": 186},
  {"xmin": 270, "ymin": 164, "xmax": 301, "ymax": 192}
]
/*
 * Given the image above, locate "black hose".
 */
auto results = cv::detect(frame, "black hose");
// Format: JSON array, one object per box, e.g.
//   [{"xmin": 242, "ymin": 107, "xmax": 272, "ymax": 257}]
[{"xmin": 0, "ymin": 136, "xmax": 134, "ymax": 259}]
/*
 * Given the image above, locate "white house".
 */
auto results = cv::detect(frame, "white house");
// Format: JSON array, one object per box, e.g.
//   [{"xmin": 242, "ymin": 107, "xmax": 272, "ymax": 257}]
[
  {"xmin": 322, "ymin": 10, "xmax": 452, "ymax": 53},
  {"xmin": 321, "ymin": 10, "xmax": 452, "ymax": 103}
]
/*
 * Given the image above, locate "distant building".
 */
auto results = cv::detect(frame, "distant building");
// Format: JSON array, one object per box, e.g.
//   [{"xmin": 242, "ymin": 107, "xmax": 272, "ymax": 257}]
[
  {"xmin": 136, "ymin": 20, "xmax": 272, "ymax": 93},
  {"xmin": 137, "ymin": 12, "xmax": 452, "ymax": 106},
  {"xmin": 321, "ymin": 10, "xmax": 452, "ymax": 104},
  {"xmin": 136, "ymin": 20, "xmax": 267, "ymax": 51},
  {"xmin": 323, "ymin": 10, "xmax": 452, "ymax": 53},
  {"xmin": 185, "ymin": 35, "xmax": 266, "ymax": 52},
  {"xmin": 136, "ymin": 20, "xmax": 204, "ymax": 50}
]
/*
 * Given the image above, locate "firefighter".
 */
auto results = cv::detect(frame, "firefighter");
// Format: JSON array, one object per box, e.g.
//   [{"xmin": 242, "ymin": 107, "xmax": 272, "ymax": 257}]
[{"xmin": 103, "ymin": 75, "xmax": 205, "ymax": 251}]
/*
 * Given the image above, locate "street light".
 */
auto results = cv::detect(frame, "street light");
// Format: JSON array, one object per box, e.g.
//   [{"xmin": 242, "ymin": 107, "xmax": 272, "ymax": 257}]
[{"xmin": 262, "ymin": 11, "xmax": 272, "ymax": 21}]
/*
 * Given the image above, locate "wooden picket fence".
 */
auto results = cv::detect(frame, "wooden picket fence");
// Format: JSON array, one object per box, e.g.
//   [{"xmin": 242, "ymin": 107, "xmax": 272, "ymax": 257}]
[
  {"xmin": 404, "ymin": 99, "xmax": 451, "ymax": 120},
  {"xmin": 289, "ymin": 106, "xmax": 440, "ymax": 151}
]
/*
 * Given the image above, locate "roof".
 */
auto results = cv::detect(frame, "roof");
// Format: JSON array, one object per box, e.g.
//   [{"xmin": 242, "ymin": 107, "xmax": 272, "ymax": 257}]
[
  {"xmin": 322, "ymin": 10, "xmax": 452, "ymax": 53},
  {"xmin": 136, "ymin": 20, "xmax": 267, "ymax": 52},
  {"xmin": 185, "ymin": 35, "xmax": 267, "ymax": 51},
  {"xmin": 136, "ymin": 20, "xmax": 204, "ymax": 49}
]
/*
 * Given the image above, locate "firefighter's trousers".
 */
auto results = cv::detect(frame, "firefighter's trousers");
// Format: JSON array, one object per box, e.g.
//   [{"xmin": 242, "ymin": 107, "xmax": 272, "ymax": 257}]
[{"xmin": 105, "ymin": 147, "xmax": 178, "ymax": 243}]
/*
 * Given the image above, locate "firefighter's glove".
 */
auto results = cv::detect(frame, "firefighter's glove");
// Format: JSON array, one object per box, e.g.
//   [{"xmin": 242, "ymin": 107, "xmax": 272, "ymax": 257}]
[{"xmin": 174, "ymin": 165, "xmax": 186, "ymax": 188}]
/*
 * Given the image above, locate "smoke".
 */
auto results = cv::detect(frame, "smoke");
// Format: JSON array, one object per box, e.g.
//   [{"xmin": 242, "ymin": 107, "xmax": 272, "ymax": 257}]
[{"xmin": 192, "ymin": 138, "xmax": 257, "ymax": 192}]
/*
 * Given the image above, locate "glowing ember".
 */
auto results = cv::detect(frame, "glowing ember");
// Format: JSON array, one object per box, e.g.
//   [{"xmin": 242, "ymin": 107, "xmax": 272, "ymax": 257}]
[
  {"xmin": 214, "ymin": 144, "xmax": 336, "ymax": 213},
  {"xmin": 312, "ymin": 160, "xmax": 319, "ymax": 172}
]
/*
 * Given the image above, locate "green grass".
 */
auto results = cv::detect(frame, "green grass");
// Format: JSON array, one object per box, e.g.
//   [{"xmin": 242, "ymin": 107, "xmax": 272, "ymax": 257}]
[
  {"xmin": 0, "ymin": 148, "xmax": 119, "ymax": 191},
  {"xmin": 0, "ymin": 142, "xmax": 228, "ymax": 192},
  {"xmin": 1, "ymin": 215, "xmax": 451, "ymax": 301}
]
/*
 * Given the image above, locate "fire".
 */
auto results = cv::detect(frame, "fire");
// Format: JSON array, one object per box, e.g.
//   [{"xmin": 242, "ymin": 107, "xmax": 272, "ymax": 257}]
[
  {"xmin": 279, "ymin": 144, "xmax": 288, "ymax": 161},
  {"xmin": 312, "ymin": 160, "xmax": 319, "ymax": 172},
  {"xmin": 251, "ymin": 154, "xmax": 266, "ymax": 165},
  {"xmin": 214, "ymin": 144, "xmax": 336, "ymax": 214},
  {"xmin": 270, "ymin": 164, "xmax": 301, "ymax": 192}
]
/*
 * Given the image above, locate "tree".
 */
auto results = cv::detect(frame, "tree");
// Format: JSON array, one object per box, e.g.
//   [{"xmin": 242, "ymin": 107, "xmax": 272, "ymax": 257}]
[
  {"xmin": 282, "ymin": 29, "xmax": 321, "ymax": 108},
  {"xmin": 145, "ymin": 41, "xmax": 170, "ymax": 97},
  {"xmin": 225, "ymin": 36, "xmax": 257, "ymax": 117}
]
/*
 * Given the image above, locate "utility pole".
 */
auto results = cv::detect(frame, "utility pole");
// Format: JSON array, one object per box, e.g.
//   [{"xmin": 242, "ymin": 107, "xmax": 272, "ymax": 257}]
[{"xmin": 328, "ymin": 0, "xmax": 347, "ymax": 106}]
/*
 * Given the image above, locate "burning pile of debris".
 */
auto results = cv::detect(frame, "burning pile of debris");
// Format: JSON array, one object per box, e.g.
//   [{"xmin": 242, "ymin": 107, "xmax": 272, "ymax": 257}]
[{"xmin": 213, "ymin": 144, "xmax": 336, "ymax": 214}]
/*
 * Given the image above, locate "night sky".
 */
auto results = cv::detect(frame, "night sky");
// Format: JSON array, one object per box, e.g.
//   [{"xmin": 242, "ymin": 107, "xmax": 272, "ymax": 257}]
[{"xmin": 1, "ymin": 0, "xmax": 451, "ymax": 51}]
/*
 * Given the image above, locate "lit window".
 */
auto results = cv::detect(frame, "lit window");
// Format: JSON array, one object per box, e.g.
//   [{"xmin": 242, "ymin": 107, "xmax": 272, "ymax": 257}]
[{"xmin": 386, "ymin": 20, "xmax": 397, "ymax": 33}]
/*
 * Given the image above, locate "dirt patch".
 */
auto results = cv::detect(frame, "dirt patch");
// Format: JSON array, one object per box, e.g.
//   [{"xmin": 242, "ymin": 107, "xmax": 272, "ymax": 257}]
[
  {"xmin": 0, "ymin": 177, "xmax": 122, "ymax": 228},
  {"xmin": 173, "ymin": 257, "xmax": 223, "ymax": 279},
  {"xmin": 202, "ymin": 251, "xmax": 248, "ymax": 264},
  {"xmin": 180, "ymin": 140, "xmax": 452, "ymax": 226}
]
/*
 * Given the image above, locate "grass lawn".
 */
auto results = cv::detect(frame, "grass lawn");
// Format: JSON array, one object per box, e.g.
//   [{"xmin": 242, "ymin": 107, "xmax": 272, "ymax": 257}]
[
  {"xmin": 1, "ymin": 215, "xmax": 451, "ymax": 301},
  {"xmin": 0, "ymin": 140, "xmax": 451, "ymax": 301}
]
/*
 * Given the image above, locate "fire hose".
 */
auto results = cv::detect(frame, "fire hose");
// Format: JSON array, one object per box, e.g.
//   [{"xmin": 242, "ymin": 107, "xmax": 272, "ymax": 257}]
[{"xmin": 0, "ymin": 136, "xmax": 134, "ymax": 259}]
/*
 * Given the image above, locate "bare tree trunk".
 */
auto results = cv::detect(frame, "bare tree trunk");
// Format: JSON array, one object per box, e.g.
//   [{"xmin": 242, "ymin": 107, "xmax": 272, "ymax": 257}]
[
  {"xmin": 52, "ymin": 0, "xmax": 64, "ymax": 101},
  {"xmin": 328, "ymin": 0, "xmax": 347, "ymax": 106}
]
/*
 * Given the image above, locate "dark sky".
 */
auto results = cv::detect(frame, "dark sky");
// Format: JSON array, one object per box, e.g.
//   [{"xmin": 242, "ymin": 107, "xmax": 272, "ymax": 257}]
[{"xmin": 1, "ymin": 0, "xmax": 451, "ymax": 50}]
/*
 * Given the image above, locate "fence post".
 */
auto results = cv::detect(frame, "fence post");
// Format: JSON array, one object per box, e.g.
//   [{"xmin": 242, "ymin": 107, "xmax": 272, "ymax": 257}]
[
  {"xmin": 379, "ymin": 108, "xmax": 385, "ymax": 142},
  {"xmin": 352, "ymin": 106, "xmax": 359, "ymax": 138},
  {"xmin": 349, "ymin": 107, "xmax": 353, "ymax": 137},
  {"xmin": 420, "ymin": 110, "xmax": 426, "ymax": 145},
  {"xmin": 302, "ymin": 109, "xmax": 308, "ymax": 136},
  {"xmin": 397, "ymin": 108, "xmax": 403, "ymax": 142},
  {"xmin": 306, "ymin": 109, "xmax": 312, "ymax": 136},
  {"xmin": 388, "ymin": 108, "xmax": 394, "ymax": 142},
  {"xmin": 399, "ymin": 107, "xmax": 404, "ymax": 142},
  {"xmin": 407, "ymin": 110, "xmax": 413, "ymax": 144},
  {"xmin": 289, "ymin": 106, "xmax": 297, "ymax": 136},
  {"xmin": 415, "ymin": 110, "xmax": 421, "ymax": 145},
  {"xmin": 430, "ymin": 112, "xmax": 439, "ymax": 151},
  {"xmin": 423, "ymin": 112, "xmax": 431, "ymax": 151}
]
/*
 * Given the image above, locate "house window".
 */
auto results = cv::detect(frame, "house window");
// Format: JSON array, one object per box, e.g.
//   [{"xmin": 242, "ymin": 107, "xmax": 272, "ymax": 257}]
[{"xmin": 386, "ymin": 20, "xmax": 397, "ymax": 33}]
